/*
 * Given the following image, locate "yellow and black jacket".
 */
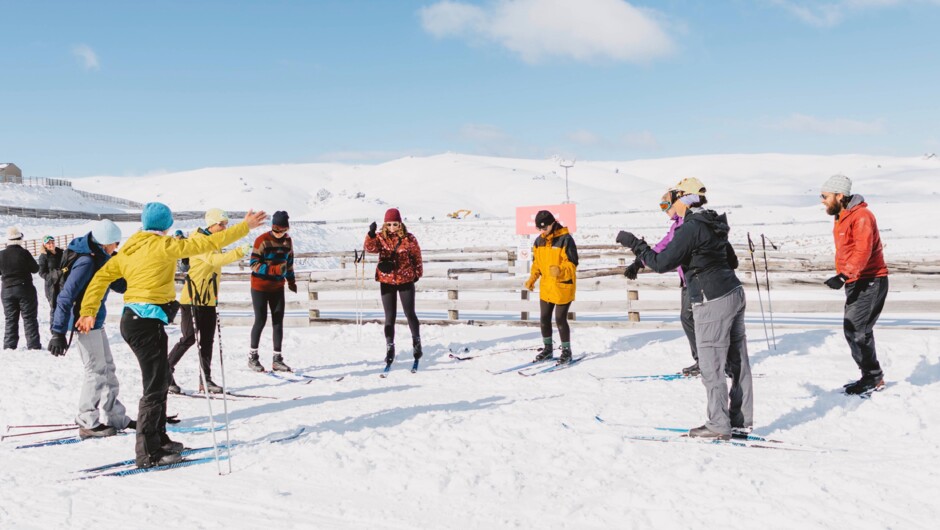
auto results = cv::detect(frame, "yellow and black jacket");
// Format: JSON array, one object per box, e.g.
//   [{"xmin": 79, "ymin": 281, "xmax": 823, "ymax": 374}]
[{"xmin": 527, "ymin": 226, "xmax": 578, "ymax": 305}]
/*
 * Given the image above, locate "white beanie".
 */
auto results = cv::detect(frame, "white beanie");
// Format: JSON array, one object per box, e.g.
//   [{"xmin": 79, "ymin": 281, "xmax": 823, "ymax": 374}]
[
  {"xmin": 91, "ymin": 219, "xmax": 122, "ymax": 245},
  {"xmin": 821, "ymin": 174, "xmax": 852, "ymax": 196},
  {"xmin": 6, "ymin": 226, "xmax": 23, "ymax": 241}
]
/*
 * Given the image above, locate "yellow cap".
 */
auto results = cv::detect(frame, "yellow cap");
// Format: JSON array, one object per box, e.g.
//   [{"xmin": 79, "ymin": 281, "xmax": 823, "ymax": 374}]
[
  {"xmin": 205, "ymin": 208, "xmax": 229, "ymax": 227},
  {"xmin": 672, "ymin": 177, "xmax": 706, "ymax": 196}
]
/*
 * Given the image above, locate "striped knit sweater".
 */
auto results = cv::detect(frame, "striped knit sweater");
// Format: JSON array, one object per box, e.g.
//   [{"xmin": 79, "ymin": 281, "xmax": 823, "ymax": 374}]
[{"xmin": 250, "ymin": 231, "xmax": 295, "ymax": 292}]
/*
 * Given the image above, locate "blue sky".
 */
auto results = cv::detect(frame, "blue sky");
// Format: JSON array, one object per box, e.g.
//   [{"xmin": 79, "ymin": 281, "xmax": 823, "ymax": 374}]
[{"xmin": 2, "ymin": 0, "xmax": 939, "ymax": 177}]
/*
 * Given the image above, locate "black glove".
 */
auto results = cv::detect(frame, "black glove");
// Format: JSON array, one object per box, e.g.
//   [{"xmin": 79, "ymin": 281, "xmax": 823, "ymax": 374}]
[
  {"xmin": 48, "ymin": 332, "xmax": 68, "ymax": 357},
  {"xmin": 825, "ymin": 273, "xmax": 848, "ymax": 290},
  {"xmin": 288, "ymin": 281, "xmax": 298, "ymax": 293},
  {"xmin": 624, "ymin": 259, "xmax": 642, "ymax": 280},
  {"xmin": 616, "ymin": 231, "xmax": 639, "ymax": 250},
  {"xmin": 368, "ymin": 221, "xmax": 377, "ymax": 238}
]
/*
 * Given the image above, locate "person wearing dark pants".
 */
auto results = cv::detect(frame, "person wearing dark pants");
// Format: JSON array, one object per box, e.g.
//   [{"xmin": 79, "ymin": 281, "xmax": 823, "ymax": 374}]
[
  {"xmin": 364, "ymin": 208, "xmax": 423, "ymax": 366},
  {"xmin": 820, "ymin": 174, "xmax": 889, "ymax": 395},
  {"xmin": 168, "ymin": 208, "xmax": 250, "ymax": 393},
  {"xmin": 1, "ymin": 226, "xmax": 42, "ymax": 350},
  {"xmin": 168, "ymin": 304, "xmax": 220, "ymax": 392},
  {"xmin": 625, "ymin": 186, "xmax": 706, "ymax": 375},
  {"xmin": 380, "ymin": 282, "xmax": 421, "ymax": 351},
  {"xmin": 525, "ymin": 210, "xmax": 578, "ymax": 364},
  {"xmin": 120, "ymin": 309, "xmax": 171, "ymax": 461},
  {"xmin": 37, "ymin": 235, "xmax": 64, "ymax": 326},
  {"xmin": 248, "ymin": 210, "xmax": 295, "ymax": 373},
  {"xmin": 77, "ymin": 202, "xmax": 266, "ymax": 469},
  {"xmin": 618, "ymin": 180, "xmax": 752, "ymax": 440}
]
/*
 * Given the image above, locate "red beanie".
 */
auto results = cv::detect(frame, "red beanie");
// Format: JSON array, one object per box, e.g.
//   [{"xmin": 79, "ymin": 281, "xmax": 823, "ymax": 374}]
[{"xmin": 384, "ymin": 208, "xmax": 402, "ymax": 223}]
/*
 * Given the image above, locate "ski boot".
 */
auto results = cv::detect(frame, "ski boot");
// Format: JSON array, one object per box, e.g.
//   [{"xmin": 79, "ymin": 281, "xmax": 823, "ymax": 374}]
[
  {"xmin": 199, "ymin": 378, "xmax": 223, "ymax": 394},
  {"xmin": 79, "ymin": 424, "xmax": 117, "ymax": 440},
  {"xmin": 533, "ymin": 344, "xmax": 553, "ymax": 362},
  {"xmin": 247, "ymin": 350, "xmax": 265, "ymax": 372},
  {"xmin": 138, "ymin": 450, "xmax": 183, "ymax": 469},
  {"xmin": 413, "ymin": 342, "xmax": 423, "ymax": 361},
  {"xmin": 558, "ymin": 347, "xmax": 573, "ymax": 364},
  {"xmin": 681, "ymin": 362, "xmax": 701, "ymax": 377},
  {"xmin": 160, "ymin": 432, "xmax": 185, "ymax": 453},
  {"xmin": 843, "ymin": 375, "xmax": 885, "ymax": 396},
  {"xmin": 385, "ymin": 343, "xmax": 395, "ymax": 366},
  {"xmin": 167, "ymin": 372, "xmax": 181, "ymax": 394},
  {"xmin": 271, "ymin": 353, "xmax": 292, "ymax": 372}
]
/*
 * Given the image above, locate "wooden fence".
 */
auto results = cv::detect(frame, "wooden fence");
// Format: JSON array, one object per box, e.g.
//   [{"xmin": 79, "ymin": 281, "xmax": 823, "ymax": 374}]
[{"xmin": 179, "ymin": 246, "xmax": 940, "ymax": 329}]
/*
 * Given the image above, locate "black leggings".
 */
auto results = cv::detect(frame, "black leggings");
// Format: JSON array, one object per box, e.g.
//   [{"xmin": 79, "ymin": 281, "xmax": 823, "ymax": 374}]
[
  {"xmin": 250, "ymin": 288, "xmax": 285, "ymax": 351},
  {"xmin": 380, "ymin": 282, "xmax": 420, "ymax": 345},
  {"xmin": 540, "ymin": 300, "xmax": 571, "ymax": 343}
]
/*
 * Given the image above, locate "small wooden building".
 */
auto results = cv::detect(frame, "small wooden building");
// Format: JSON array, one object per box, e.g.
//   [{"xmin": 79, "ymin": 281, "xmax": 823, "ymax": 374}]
[{"xmin": 0, "ymin": 163, "xmax": 23, "ymax": 183}]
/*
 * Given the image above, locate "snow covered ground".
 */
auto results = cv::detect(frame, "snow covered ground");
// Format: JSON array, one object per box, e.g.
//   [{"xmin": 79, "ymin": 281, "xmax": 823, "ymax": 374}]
[{"xmin": 2, "ymin": 153, "xmax": 939, "ymax": 529}]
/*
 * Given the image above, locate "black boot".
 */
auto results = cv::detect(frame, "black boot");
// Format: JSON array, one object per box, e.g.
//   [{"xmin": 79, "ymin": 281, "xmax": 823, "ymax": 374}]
[
  {"xmin": 385, "ymin": 343, "xmax": 395, "ymax": 365},
  {"xmin": 167, "ymin": 372, "xmax": 181, "ymax": 394},
  {"xmin": 843, "ymin": 374, "xmax": 885, "ymax": 395},
  {"xmin": 413, "ymin": 342, "xmax": 423, "ymax": 361},
  {"xmin": 681, "ymin": 362, "xmax": 701, "ymax": 377},
  {"xmin": 199, "ymin": 378, "xmax": 223, "ymax": 394},
  {"xmin": 558, "ymin": 347, "xmax": 573, "ymax": 364},
  {"xmin": 533, "ymin": 344, "xmax": 553, "ymax": 362},
  {"xmin": 138, "ymin": 449, "xmax": 183, "ymax": 469},
  {"xmin": 271, "ymin": 353, "xmax": 292, "ymax": 372},
  {"xmin": 247, "ymin": 350, "xmax": 265, "ymax": 372}
]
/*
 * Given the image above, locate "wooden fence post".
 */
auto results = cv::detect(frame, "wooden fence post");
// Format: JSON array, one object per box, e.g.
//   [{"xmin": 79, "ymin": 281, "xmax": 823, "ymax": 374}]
[
  {"xmin": 628, "ymin": 288, "xmax": 640, "ymax": 322},
  {"xmin": 448, "ymin": 289, "xmax": 459, "ymax": 320},
  {"xmin": 521, "ymin": 289, "xmax": 529, "ymax": 320},
  {"xmin": 309, "ymin": 289, "xmax": 320, "ymax": 320}
]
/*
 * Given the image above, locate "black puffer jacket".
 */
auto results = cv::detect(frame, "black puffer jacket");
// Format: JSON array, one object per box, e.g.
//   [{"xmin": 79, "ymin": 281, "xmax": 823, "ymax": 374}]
[
  {"xmin": 634, "ymin": 208, "xmax": 741, "ymax": 304},
  {"xmin": 38, "ymin": 247, "xmax": 64, "ymax": 301},
  {"xmin": 0, "ymin": 244, "xmax": 40, "ymax": 290}
]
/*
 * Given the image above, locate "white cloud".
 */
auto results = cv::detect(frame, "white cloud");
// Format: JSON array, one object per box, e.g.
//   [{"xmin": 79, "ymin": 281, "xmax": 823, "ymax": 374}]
[
  {"xmin": 774, "ymin": 113, "xmax": 884, "ymax": 135},
  {"xmin": 71, "ymin": 44, "xmax": 100, "ymax": 70},
  {"xmin": 419, "ymin": 0, "xmax": 676, "ymax": 63},
  {"xmin": 770, "ymin": 0, "xmax": 937, "ymax": 27}
]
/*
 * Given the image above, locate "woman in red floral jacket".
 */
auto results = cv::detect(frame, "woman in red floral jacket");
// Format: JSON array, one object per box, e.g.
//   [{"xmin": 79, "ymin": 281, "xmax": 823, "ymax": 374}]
[{"xmin": 364, "ymin": 208, "xmax": 423, "ymax": 367}]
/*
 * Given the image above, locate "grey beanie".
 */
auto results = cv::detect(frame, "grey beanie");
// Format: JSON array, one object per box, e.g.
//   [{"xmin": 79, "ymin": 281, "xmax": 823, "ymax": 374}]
[{"xmin": 821, "ymin": 174, "xmax": 852, "ymax": 196}]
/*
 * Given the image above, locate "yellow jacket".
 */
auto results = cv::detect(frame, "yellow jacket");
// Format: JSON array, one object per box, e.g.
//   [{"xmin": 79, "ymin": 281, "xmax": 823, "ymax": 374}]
[
  {"xmin": 179, "ymin": 228, "xmax": 248, "ymax": 306},
  {"xmin": 80, "ymin": 221, "xmax": 250, "ymax": 317},
  {"xmin": 527, "ymin": 226, "xmax": 579, "ymax": 305}
]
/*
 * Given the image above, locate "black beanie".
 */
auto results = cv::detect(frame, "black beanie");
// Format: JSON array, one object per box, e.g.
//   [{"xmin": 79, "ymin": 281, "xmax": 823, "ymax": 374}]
[
  {"xmin": 273, "ymin": 210, "xmax": 290, "ymax": 228},
  {"xmin": 534, "ymin": 210, "xmax": 555, "ymax": 229}
]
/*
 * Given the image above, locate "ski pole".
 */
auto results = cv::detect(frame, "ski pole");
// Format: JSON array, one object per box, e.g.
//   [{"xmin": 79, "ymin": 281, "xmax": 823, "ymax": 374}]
[
  {"xmin": 746, "ymin": 233, "xmax": 771, "ymax": 351},
  {"xmin": 761, "ymin": 234, "xmax": 777, "ymax": 349},
  {"xmin": 215, "ymin": 313, "xmax": 233, "ymax": 474},
  {"xmin": 5, "ymin": 423, "xmax": 76, "ymax": 430},
  {"xmin": 186, "ymin": 277, "xmax": 223, "ymax": 475},
  {"xmin": 1, "ymin": 426, "xmax": 76, "ymax": 440}
]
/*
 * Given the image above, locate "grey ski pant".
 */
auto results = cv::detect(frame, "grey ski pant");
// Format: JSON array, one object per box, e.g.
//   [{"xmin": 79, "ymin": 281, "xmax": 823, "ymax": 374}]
[
  {"xmin": 692, "ymin": 286, "xmax": 753, "ymax": 435},
  {"xmin": 76, "ymin": 328, "xmax": 131, "ymax": 430}
]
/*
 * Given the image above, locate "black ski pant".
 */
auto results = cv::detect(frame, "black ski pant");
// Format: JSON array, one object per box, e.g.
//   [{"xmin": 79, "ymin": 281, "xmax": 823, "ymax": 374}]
[
  {"xmin": 120, "ymin": 309, "xmax": 170, "ymax": 466},
  {"xmin": 380, "ymin": 282, "xmax": 420, "ymax": 345},
  {"xmin": 2, "ymin": 284, "xmax": 42, "ymax": 350},
  {"xmin": 167, "ymin": 305, "xmax": 217, "ymax": 381},
  {"xmin": 250, "ymin": 288, "xmax": 284, "ymax": 352},
  {"xmin": 539, "ymin": 300, "xmax": 571, "ymax": 343},
  {"xmin": 680, "ymin": 286, "xmax": 698, "ymax": 362},
  {"xmin": 844, "ymin": 276, "xmax": 888, "ymax": 379}
]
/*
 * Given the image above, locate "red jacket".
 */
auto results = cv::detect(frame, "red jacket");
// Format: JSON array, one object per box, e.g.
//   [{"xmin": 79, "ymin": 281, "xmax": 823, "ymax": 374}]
[
  {"xmin": 833, "ymin": 196, "xmax": 888, "ymax": 282},
  {"xmin": 364, "ymin": 231, "xmax": 423, "ymax": 285}
]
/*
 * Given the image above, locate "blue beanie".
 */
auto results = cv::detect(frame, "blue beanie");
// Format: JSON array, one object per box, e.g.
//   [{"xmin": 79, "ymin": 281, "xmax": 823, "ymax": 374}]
[
  {"xmin": 141, "ymin": 202, "xmax": 174, "ymax": 232},
  {"xmin": 91, "ymin": 219, "xmax": 122, "ymax": 245}
]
